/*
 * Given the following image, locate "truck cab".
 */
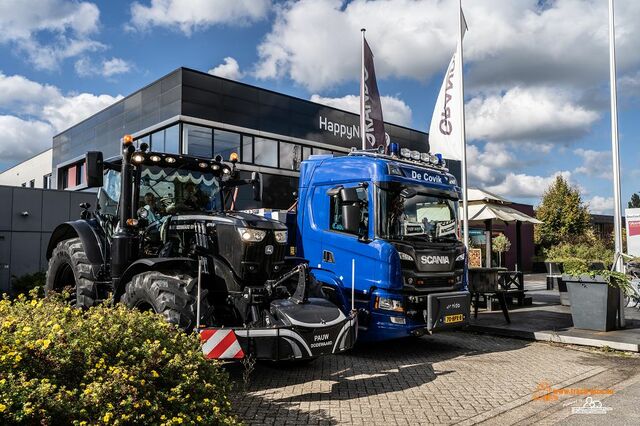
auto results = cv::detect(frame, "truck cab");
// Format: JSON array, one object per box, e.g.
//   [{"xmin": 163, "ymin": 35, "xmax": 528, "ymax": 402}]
[{"xmin": 296, "ymin": 147, "xmax": 470, "ymax": 341}]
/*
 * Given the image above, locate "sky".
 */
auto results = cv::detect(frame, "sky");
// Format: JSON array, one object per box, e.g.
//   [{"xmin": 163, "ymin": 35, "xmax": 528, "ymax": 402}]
[{"xmin": 0, "ymin": 0, "xmax": 639, "ymax": 213}]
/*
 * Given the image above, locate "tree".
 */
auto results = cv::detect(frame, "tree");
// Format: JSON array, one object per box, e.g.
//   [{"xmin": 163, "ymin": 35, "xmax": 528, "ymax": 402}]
[
  {"xmin": 492, "ymin": 233, "xmax": 511, "ymax": 267},
  {"xmin": 534, "ymin": 175, "xmax": 591, "ymax": 249},
  {"xmin": 629, "ymin": 193, "xmax": 640, "ymax": 208}
]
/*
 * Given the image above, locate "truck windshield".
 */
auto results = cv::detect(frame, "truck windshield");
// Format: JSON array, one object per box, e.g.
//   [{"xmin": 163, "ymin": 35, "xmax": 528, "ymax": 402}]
[
  {"xmin": 378, "ymin": 187, "xmax": 459, "ymax": 242},
  {"xmin": 138, "ymin": 165, "xmax": 223, "ymax": 220}
]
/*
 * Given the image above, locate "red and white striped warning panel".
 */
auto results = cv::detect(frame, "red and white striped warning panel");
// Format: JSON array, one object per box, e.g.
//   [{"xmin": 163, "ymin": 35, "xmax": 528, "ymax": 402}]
[{"xmin": 200, "ymin": 329, "xmax": 245, "ymax": 359}]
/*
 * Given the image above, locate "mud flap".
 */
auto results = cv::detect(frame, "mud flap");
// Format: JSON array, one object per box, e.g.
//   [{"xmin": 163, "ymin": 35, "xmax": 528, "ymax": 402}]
[{"xmin": 426, "ymin": 291, "xmax": 471, "ymax": 332}]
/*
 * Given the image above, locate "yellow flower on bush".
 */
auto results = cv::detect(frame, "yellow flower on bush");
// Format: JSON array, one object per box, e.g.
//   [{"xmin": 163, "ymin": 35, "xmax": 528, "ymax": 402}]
[
  {"xmin": 103, "ymin": 412, "xmax": 113, "ymax": 423},
  {"xmin": 151, "ymin": 370, "xmax": 159, "ymax": 378},
  {"xmin": 0, "ymin": 403, "xmax": 7, "ymax": 413}
]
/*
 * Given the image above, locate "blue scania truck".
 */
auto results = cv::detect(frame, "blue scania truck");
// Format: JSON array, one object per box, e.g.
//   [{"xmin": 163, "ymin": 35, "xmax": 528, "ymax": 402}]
[{"xmin": 261, "ymin": 145, "xmax": 471, "ymax": 342}]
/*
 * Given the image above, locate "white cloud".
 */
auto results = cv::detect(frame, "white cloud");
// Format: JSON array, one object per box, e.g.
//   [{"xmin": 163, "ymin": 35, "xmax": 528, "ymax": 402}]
[
  {"xmin": 208, "ymin": 57, "xmax": 244, "ymax": 80},
  {"xmin": 587, "ymin": 196, "xmax": 614, "ymax": 215},
  {"xmin": 0, "ymin": 0, "xmax": 103, "ymax": 70},
  {"xmin": 0, "ymin": 116, "xmax": 54, "ymax": 161},
  {"xmin": 466, "ymin": 143, "xmax": 517, "ymax": 187},
  {"xmin": 0, "ymin": 72, "xmax": 122, "ymax": 163},
  {"xmin": 309, "ymin": 94, "xmax": 412, "ymax": 127},
  {"xmin": 574, "ymin": 148, "xmax": 612, "ymax": 180},
  {"xmin": 130, "ymin": 0, "xmax": 271, "ymax": 34},
  {"xmin": 253, "ymin": 0, "xmax": 640, "ymax": 92},
  {"xmin": 466, "ymin": 87, "xmax": 599, "ymax": 143},
  {"xmin": 485, "ymin": 171, "xmax": 573, "ymax": 200},
  {"xmin": 75, "ymin": 57, "xmax": 132, "ymax": 78}
]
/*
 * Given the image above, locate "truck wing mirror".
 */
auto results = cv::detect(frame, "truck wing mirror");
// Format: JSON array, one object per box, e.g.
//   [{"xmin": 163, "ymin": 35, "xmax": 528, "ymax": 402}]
[
  {"xmin": 339, "ymin": 187, "xmax": 359, "ymax": 204},
  {"xmin": 85, "ymin": 151, "xmax": 104, "ymax": 188},
  {"xmin": 251, "ymin": 171, "xmax": 263, "ymax": 202},
  {"xmin": 341, "ymin": 204, "xmax": 361, "ymax": 234}
]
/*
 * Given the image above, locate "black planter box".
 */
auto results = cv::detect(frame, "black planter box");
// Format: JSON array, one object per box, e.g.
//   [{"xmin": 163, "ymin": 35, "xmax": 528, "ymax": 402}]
[{"xmin": 563, "ymin": 275, "xmax": 619, "ymax": 331}]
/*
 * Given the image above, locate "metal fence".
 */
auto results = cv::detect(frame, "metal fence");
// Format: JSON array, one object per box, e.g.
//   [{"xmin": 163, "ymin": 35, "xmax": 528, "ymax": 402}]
[{"xmin": 0, "ymin": 185, "xmax": 95, "ymax": 292}]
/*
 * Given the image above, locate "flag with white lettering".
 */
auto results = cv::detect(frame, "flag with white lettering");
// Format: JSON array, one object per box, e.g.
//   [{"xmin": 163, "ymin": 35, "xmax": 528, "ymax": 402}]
[
  {"xmin": 361, "ymin": 37, "xmax": 386, "ymax": 148},
  {"xmin": 428, "ymin": 11, "xmax": 467, "ymax": 160}
]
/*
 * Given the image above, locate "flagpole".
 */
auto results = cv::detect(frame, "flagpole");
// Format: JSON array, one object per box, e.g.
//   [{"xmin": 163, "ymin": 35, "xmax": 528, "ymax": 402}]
[
  {"xmin": 457, "ymin": 0, "xmax": 469, "ymax": 250},
  {"xmin": 360, "ymin": 28, "xmax": 366, "ymax": 150},
  {"xmin": 608, "ymin": 0, "xmax": 625, "ymax": 327}
]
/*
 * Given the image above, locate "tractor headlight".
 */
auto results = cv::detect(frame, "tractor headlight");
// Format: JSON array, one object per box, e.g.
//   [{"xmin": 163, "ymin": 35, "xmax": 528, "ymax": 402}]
[
  {"xmin": 238, "ymin": 228, "xmax": 266, "ymax": 242},
  {"xmin": 274, "ymin": 230, "xmax": 288, "ymax": 244},
  {"xmin": 375, "ymin": 296, "xmax": 404, "ymax": 312},
  {"xmin": 398, "ymin": 252, "xmax": 414, "ymax": 262}
]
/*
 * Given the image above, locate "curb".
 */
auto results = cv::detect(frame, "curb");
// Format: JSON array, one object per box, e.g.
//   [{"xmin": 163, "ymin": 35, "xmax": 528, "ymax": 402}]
[{"xmin": 469, "ymin": 324, "xmax": 640, "ymax": 353}]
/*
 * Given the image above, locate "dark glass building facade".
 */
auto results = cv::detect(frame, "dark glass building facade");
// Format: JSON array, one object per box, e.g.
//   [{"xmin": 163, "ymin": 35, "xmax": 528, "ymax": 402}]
[{"xmin": 53, "ymin": 67, "xmax": 433, "ymax": 209}]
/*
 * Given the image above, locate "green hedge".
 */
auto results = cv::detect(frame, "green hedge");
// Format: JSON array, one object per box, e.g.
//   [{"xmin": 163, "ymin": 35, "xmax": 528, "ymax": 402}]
[
  {"xmin": 544, "ymin": 240, "xmax": 614, "ymax": 266},
  {"xmin": 0, "ymin": 291, "xmax": 238, "ymax": 425}
]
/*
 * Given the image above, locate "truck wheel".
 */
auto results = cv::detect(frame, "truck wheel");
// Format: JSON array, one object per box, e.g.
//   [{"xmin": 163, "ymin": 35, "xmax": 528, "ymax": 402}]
[
  {"xmin": 122, "ymin": 271, "xmax": 211, "ymax": 331},
  {"xmin": 45, "ymin": 238, "xmax": 98, "ymax": 308}
]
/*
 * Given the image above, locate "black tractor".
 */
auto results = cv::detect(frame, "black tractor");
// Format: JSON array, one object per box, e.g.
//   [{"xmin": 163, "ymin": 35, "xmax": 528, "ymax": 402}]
[{"xmin": 45, "ymin": 136, "xmax": 357, "ymax": 361}]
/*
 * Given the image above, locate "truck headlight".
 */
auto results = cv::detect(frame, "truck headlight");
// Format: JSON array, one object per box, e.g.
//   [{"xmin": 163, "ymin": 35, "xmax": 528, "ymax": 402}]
[
  {"xmin": 238, "ymin": 228, "xmax": 266, "ymax": 242},
  {"xmin": 456, "ymin": 253, "xmax": 465, "ymax": 262},
  {"xmin": 398, "ymin": 252, "xmax": 414, "ymax": 262},
  {"xmin": 274, "ymin": 230, "xmax": 288, "ymax": 244},
  {"xmin": 375, "ymin": 296, "xmax": 404, "ymax": 312}
]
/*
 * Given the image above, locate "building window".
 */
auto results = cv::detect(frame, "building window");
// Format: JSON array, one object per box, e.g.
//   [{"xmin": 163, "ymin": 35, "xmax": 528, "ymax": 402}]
[
  {"xmin": 183, "ymin": 124, "xmax": 212, "ymax": 158},
  {"xmin": 149, "ymin": 125, "xmax": 179, "ymax": 154},
  {"xmin": 43, "ymin": 174, "xmax": 52, "ymax": 189},
  {"xmin": 214, "ymin": 129, "xmax": 240, "ymax": 161},
  {"xmin": 242, "ymin": 135, "xmax": 253, "ymax": 163},
  {"xmin": 279, "ymin": 142, "xmax": 304, "ymax": 171},
  {"xmin": 315, "ymin": 147, "xmax": 333, "ymax": 156},
  {"xmin": 59, "ymin": 160, "xmax": 86, "ymax": 190},
  {"xmin": 302, "ymin": 146, "xmax": 312, "ymax": 161},
  {"xmin": 254, "ymin": 137, "xmax": 278, "ymax": 167}
]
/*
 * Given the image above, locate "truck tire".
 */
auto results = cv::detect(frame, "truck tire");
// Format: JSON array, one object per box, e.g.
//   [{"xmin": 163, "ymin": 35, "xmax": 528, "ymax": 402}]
[
  {"xmin": 45, "ymin": 238, "xmax": 98, "ymax": 308},
  {"xmin": 122, "ymin": 271, "xmax": 211, "ymax": 331}
]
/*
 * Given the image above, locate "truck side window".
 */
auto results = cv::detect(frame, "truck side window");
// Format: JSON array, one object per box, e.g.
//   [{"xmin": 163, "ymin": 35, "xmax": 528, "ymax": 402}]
[{"xmin": 329, "ymin": 187, "xmax": 368, "ymax": 235}]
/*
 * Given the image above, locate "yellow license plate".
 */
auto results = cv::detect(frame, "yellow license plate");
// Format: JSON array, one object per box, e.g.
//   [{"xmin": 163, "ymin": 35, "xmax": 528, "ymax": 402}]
[{"xmin": 444, "ymin": 314, "xmax": 464, "ymax": 324}]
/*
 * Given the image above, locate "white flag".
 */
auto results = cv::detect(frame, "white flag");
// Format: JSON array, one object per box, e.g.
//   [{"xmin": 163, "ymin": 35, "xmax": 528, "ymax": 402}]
[{"xmin": 429, "ymin": 10, "xmax": 467, "ymax": 161}]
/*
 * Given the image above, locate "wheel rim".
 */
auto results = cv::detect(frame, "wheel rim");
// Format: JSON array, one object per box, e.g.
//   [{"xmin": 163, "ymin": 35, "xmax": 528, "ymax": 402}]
[{"xmin": 55, "ymin": 262, "xmax": 77, "ymax": 306}]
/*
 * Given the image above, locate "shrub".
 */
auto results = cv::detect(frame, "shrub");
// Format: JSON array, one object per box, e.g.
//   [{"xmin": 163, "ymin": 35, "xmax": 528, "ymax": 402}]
[
  {"xmin": 10, "ymin": 272, "xmax": 46, "ymax": 298},
  {"xmin": 0, "ymin": 290, "xmax": 237, "ymax": 425},
  {"xmin": 544, "ymin": 239, "xmax": 614, "ymax": 267}
]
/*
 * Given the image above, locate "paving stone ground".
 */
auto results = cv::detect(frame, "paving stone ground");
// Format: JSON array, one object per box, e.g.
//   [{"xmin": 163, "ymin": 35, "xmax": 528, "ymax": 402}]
[{"xmin": 225, "ymin": 332, "xmax": 640, "ymax": 425}]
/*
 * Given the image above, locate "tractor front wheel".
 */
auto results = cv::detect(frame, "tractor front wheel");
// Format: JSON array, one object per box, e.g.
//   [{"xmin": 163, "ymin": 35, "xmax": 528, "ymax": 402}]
[
  {"xmin": 45, "ymin": 238, "xmax": 98, "ymax": 308},
  {"xmin": 121, "ymin": 271, "xmax": 211, "ymax": 331}
]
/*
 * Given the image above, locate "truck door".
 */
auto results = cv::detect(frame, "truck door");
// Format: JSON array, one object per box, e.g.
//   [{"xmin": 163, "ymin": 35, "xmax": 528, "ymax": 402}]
[{"xmin": 320, "ymin": 183, "xmax": 380, "ymax": 309}]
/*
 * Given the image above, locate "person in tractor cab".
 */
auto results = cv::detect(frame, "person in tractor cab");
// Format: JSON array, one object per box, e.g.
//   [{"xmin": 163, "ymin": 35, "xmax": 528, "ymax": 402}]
[
  {"xmin": 181, "ymin": 182, "xmax": 209, "ymax": 211},
  {"xmin": 142, "ymin": 192, "xmax": 162, "ymax": 223}
]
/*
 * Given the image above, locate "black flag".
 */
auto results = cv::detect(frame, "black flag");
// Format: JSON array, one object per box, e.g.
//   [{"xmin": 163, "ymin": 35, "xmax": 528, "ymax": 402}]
[{"xmin": 360, "ymin": 34, "xmax": 386, "ymax": 149}]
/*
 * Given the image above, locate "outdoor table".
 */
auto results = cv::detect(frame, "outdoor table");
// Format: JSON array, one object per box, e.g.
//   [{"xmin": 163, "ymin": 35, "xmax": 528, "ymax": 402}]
[{"xmin": 468, "ymin": 267, "xmax": 511, "ymax": 323}]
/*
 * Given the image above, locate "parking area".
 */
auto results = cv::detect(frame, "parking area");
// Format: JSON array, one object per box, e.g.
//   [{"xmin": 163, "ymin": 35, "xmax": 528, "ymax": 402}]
[{"xmin": 227, "ymin": 332, "xmax": 640, "ymax": 425}]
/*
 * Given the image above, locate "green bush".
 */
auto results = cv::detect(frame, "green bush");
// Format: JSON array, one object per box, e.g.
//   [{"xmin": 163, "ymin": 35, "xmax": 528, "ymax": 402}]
[
  {"xmin": 544, "ymin": 239, "xmax": 614, "ymax": 267},
  {"xmin": 0, "ymin": 291, "xmax": 237, "ymax": 425},
  {"xmin": 10, "ymin": 272, "xmax": 46, "ymax": 298}
]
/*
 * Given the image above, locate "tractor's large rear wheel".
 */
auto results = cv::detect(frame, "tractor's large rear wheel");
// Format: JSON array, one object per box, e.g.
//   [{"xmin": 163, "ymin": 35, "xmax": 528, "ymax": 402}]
[
  {"xmin": 121, "ymin": 271, "xmax": 211, "ymax": 331},
  {"xmin": 45, "ymin": 238, "xmax": 98, "ymax": 308}
]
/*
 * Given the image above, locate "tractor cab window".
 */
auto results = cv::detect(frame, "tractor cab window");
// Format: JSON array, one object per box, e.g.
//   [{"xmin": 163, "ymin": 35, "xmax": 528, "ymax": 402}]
[
  {"xmin": 97, "ymin": 169, "xmax": 121, "ymax": 217},
  {"xmin": 329, "ymin": 187, "xmax": 368, "ymax": 236},
  {"xmin": 138, "ymin": 166, "xmax": 222, "ymax": 220}
]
